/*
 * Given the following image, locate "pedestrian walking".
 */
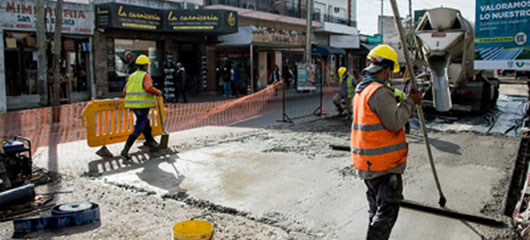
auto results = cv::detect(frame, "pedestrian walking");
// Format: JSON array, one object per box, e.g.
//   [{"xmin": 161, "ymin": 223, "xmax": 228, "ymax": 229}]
[
  {"xmin": 231, "ymin": 63, "xmax": 240, "ymax": 97},
  {"xmin": 239, "ymin": 62, "xmax": 249, "ymax": 95},
  {"xmin": 351, "ymin": 44, "xmax": 422, "ymax": 240},
  {"xmin": 120, "ymin": 54, "xmax": 162, "ymax": 161},
  {"xmin": 269, "ymin": 65, "xmax": 282, "ymax": 84},
  {"xmin": 283, "ymin": 64, "xmax": 293, "ymax": 89},
  {"xmin": 222, "ymin": 61, "xmax": 232, "ymax": 97},
  {"xmin": 175, "ymin": 62, "xmax": 188, "ymax": 103}
]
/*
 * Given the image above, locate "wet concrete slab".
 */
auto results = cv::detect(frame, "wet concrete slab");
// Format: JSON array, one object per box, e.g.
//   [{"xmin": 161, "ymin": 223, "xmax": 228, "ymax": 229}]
[
  {"xmin": 31, "ymin": 126, "xmax": 257, "ymax": 176},
  {"xmin": 28, "ymin": 84, "xmax": 525, "ymax": 238},
  {"xmin": 98, "ymin": 125, "xmax": 518, "ymax": 239}
]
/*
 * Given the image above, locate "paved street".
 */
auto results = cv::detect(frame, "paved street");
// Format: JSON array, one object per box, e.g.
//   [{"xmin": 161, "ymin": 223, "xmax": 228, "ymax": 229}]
[{"xmin": 1, "ymin": 82, "xmax": 526, "ymax": 239}]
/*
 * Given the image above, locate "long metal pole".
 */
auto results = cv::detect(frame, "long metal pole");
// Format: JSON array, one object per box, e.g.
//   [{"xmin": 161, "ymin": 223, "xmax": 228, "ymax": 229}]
[
  {"xmin": 380, "ymin": 0, "xmax": 384, "ymax": 39},
  {"xmin": 250, "ymin": 44, "xmax": 254, "ymax": 93},
  {"xmin": 305, "ymin": 0, "xmax": 313, "ymax": 64},
  {"xmin": 389, "ymin": 0, "xmax": 447, "ymax": 208}
]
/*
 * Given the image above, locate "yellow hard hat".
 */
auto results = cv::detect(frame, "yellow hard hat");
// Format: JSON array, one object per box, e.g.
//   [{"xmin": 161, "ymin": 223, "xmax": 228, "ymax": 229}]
[
  {"xmin": 135, "ymin": 54, "xmax": 151, "ymax": 65},
  {"xmin": 338, "ymin": 67, "xmax": 347, "ymax": 77},
  {"xmin": 366, "ymin": 44, "xmax": 400, "ymax": 73}
]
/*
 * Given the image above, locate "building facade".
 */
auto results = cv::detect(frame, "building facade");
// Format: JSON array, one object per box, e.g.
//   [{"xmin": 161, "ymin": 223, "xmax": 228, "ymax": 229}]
[
  {"xmin": 0, "ymin": 0, "xmax": 95, "ymax": 111},
  {"xmin": 312, "ymin": 0, "xmax": 359, "ymax": 83},
  {"xmin": 92, "ymin": 0, "xmax": 237, "ymax": 100},
  {"xmin": 205, "ymin": 0, "xmax": 359, "ymax": 92}
]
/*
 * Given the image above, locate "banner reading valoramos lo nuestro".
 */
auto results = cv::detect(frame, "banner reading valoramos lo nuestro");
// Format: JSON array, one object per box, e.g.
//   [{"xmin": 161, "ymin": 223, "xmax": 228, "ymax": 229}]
[{"xmin": 475, "ymin": 0, "xmax": 530, "ymax": 70}]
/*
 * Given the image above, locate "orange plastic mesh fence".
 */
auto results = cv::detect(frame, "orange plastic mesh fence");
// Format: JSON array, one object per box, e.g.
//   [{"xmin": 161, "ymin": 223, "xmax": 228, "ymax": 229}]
[{"xmin": 0, "ymin": 83, "xmax": 283, "ymax": 153}]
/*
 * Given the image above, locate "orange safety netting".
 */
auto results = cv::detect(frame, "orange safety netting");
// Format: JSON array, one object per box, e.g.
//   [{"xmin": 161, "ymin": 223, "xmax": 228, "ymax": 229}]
[{"xmin": 0, "ymin": 82, "xmax": 283, "ymax": 153}]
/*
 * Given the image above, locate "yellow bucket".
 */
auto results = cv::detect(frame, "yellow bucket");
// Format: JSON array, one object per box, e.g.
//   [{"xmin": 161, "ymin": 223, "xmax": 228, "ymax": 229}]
[{"xmin": 173, "ymin": 219, "xmax": 214, "ymax": 240}]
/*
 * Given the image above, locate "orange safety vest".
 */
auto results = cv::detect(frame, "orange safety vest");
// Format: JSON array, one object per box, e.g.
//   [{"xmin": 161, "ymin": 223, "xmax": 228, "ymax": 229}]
[{"xmin": 351, "ymin": 82, "xmax": 408, "ymax": 171}]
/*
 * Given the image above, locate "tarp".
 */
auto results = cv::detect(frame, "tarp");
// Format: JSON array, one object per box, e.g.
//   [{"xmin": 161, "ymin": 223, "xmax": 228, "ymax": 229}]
[{"xmin": 409, "ymin": 95, "xmax": 529, "ymax": 137}]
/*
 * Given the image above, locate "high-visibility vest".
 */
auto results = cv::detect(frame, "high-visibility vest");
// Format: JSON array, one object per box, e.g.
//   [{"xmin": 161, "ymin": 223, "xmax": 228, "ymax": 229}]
[
  {"xmin": 340, "ymin": 75, "xmax": 355, "ymax": 99},
  {"xmin": 351, "ymin": 82, "xmax": 408, "ymax": 171},
  {"xmin": 124, "ymin": 70, "xmax": 156, "ymax": 109}
]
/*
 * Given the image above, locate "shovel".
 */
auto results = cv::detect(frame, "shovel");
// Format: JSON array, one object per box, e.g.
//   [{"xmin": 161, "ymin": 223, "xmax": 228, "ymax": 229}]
[{"xmin": 156, "ymin": 96, "xmax": 169, "ymax": 149}]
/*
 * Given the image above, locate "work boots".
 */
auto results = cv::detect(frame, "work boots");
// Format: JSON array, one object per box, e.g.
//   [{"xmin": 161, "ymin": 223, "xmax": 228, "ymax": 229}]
[
  {"xmin": 143, "ymin": 133, "xmax": 159, "ymax": 149},
  {"xmin": 120, "ymin": 135, "xmax": 137, "ymax": 161}
]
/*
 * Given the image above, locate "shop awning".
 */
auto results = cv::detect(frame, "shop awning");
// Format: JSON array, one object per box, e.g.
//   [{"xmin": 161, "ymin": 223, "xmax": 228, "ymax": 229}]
[{"xmin": 312, "ymin": 44, "xmax": 346, "ymax": 56}]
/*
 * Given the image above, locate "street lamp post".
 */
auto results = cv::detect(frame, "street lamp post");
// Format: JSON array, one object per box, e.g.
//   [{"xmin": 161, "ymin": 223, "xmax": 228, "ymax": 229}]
[{"xmin": 305, "ymin": 0, "xmax": 313, "ymax": 64}]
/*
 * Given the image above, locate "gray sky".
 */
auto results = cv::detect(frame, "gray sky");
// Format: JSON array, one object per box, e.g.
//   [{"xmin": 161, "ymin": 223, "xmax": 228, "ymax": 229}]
[{"xmin": 357, "ymin": 0, "xmax": 475, "ymax": 35}]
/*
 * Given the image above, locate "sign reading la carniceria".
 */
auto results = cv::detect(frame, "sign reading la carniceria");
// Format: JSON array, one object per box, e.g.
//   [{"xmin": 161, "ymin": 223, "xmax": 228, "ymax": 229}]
[
  {"xmin": 95, "ymin": 3, "xmax": 238, "ymax": 34},
  {"xmin": 0, "ymin": 0, "xmax": 94, "ymax": 35}
]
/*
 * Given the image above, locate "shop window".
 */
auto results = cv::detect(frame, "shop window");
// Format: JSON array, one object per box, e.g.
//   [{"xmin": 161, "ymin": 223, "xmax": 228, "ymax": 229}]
[
  {"xmin": 109, "ymin": 38, "xmax": 161, "ymax": 92},
  {"xmin": 4, "ymin": 33, "xmax": 38, "ymax": 97},
  {"xmin": 61, "ymin": 38, "xmax": 90, "ymax": 95},
  {"xmin": 114, "ymin": 39, "xmax": 161, "ymax": 76},
  {"xmin": 4, "ymin": 32, "xmax": 90, "ymax": 102}
]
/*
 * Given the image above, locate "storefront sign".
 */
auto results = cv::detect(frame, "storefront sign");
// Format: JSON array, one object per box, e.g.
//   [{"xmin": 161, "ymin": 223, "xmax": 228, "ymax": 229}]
[
  {"xmin": 475, "ymin": 0, "xmax": 530, "ymax": 70},
  {"xmin": 96, "ymin": 3, "xmax": 238, "ymax": 34},
  {"xmin": 252, "ymin": 28, "xmax": 305, "ymax": 46},
  {"xmin": 165, "ymin": 10, "xmax": 237, "ymax": 33},
  {"xmin": 96, "ymin": 3, "xmax": 163, "ymax": 31},
  {"xmin": 0, "ymin": 0, "xmax": 94, "ymax": 35},
  {"xmin": 330, "ymin": 34, "xmax": 360, "ymax": 49}
]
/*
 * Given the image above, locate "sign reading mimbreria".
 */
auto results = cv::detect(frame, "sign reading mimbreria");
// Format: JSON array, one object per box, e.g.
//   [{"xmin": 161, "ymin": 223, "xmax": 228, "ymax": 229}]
[
  {"xmin": 475, "ymin": 0, "xmax": 530, "ymax": 70},
  {"xmin": 95, "ymin": 3, "xmax": 238, "ymax": 34},
  {"xmin": 1, "ymin": 0, "xmax": 94, "ymax": 35}
]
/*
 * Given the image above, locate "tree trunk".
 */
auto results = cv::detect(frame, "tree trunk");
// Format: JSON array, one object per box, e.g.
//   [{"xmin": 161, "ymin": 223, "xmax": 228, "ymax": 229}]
[
  {"xmin": 35, "ymin": 0, "xmax": 48, "ymax": 106},
  {"xmin": 52, "ymin": 0, "xmax": 64, "ymax": 122}
]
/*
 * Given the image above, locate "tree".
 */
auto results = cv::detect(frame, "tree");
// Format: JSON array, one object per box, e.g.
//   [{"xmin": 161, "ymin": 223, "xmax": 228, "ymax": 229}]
[
  {"xmin": 35, "ymin": 0, "xmax": 48, "ymax": 106},
  {"xmin": 52, "ymin": 0, "xmax": 64, "ymax": 122}
]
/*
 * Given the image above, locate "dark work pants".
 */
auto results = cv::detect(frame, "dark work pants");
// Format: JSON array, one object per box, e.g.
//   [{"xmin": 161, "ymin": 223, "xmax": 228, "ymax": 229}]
[
  {"xmin": 130, "ymin": 108, "xmax": 153, "ymax": 141},
  {"xmin": 175, "ymin": 86, "xmax": 188, "ymax": 103},
  {"xmin": 365, "ymin": 173, "xmax": 403, "ymax": 240}
]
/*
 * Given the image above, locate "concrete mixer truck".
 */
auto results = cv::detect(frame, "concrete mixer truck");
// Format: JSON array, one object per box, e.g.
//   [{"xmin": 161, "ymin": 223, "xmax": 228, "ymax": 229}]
[{"xmin": 414, "ymin": 8, "xmax": 499, "ymax": 112}]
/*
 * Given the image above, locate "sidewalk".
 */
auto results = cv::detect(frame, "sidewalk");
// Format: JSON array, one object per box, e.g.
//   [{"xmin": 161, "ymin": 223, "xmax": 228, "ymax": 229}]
[{"xmin": 174, "ymin": 86, "xmax": 323, "ymax": 104}]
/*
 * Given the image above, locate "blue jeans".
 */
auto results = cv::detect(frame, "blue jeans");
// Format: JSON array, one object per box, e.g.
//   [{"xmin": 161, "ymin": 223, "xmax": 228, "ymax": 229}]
[
  {"xmin": 131, "ymin": 109, "xmax": 152, "ymax": 139},
  {"xmin": 223, "ymin": 81, "xmax": 232, "ymax": 96}
]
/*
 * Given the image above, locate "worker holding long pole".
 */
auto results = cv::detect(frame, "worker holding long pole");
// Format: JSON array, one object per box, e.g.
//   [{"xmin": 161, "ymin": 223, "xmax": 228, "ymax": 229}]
[{"xmin": 351, "ymin": 44, "xmax": 422, "ymax": 239}]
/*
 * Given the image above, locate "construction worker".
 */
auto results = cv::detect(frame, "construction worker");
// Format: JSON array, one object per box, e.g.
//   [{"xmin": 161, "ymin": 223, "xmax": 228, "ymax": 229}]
[
  {"xmin": 333, "ymin": 67, "xmax": 356, "ymax": 118},
  {"xmin": 121, "ymin": 54, "xmax": 162, "ymax": 161},
  {"xmin": 351, "ymin": 44, "xmax": 422, "ymax": 240}
]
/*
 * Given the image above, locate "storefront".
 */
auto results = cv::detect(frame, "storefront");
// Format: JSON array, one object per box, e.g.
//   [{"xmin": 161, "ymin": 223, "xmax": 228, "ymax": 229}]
[
  {"xmin": 216, "ymin": 26, "xmax": 306, "ymax": 93},
  {"xmin": 93, "ymin": 2, "xmax": 238, "ymax": 99},
  {"xmin": 0, "ymin": 0, "xmax": 94, "ymax": 111}
]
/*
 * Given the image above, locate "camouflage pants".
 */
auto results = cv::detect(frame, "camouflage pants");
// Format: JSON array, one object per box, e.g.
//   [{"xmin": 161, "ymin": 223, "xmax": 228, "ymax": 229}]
[{"xmin": 365, "ymin": 173, "xmax": 403, "ymax": 240}]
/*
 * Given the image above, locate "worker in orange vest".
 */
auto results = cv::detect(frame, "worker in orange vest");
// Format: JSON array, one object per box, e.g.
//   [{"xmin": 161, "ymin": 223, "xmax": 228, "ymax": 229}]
[{"xmin": 351, "ymin": 44, "xmax": 422, "ymax": 240}]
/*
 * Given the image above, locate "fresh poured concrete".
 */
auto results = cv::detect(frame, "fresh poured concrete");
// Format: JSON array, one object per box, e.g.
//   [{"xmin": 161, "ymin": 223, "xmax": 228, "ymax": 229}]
[{"xmin": 98, "ymin": 123, "xmax": 517, "ymax": 239}]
